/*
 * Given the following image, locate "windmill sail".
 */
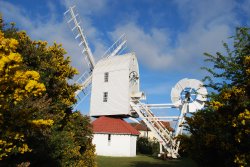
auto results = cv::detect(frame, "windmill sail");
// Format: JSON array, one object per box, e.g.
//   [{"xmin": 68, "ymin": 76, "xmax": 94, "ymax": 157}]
[
  {"xmin": 64, "ymin": 6, "xmax": 95, "ymax": 71},
  {"xmin": 65, "ymin": 6, "xmax": 129, "ymax": 110},
  {"xmin": 102, "ymin": 34, "xmax": 127, "ymax": 59}
]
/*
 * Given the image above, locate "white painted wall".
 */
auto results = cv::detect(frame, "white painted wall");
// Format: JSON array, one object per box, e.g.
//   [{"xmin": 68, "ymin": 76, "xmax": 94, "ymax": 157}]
[
  {"xmin": 90, "ymin": 53, "xmax": 140, "ymax": 117},
  {"xmin": 138, "ymin": 130, "xmax": 156, "ymax": 141},
  {"xmin": 93, "ymin": 133, "xmax": 137, "ymax": 157},
  {"xmin": 90, "ymin": 69, "xmax": 129, "ymax": 116}
]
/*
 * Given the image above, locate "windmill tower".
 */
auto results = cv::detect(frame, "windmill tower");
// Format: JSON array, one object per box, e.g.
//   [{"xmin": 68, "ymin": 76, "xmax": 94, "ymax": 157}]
[
  {"xmin": 64, "ymin": 6, "xmax": 133, "ymax": 107},
  {"xmin": 90, "ymin": 53, "xmax": 143, "ymax": 117},
  {"xmin": 64, "ymin": 6, "xmax": 142, "ymax": 157},
  {"xmin": 64, "ymin": 6, "xmax": 207, "ymax": 158}
]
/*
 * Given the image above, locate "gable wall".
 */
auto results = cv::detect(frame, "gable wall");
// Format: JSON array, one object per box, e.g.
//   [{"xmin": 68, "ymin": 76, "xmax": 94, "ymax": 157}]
[{"xmin": 93, "ymin": 133, "xmax": 137, "ymax": 157}]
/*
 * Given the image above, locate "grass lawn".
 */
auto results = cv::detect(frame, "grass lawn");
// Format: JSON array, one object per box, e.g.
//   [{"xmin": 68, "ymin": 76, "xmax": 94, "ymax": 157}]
[{"xmin": 96, "ymin": 155, "xmax": 197, "ymax": 167}]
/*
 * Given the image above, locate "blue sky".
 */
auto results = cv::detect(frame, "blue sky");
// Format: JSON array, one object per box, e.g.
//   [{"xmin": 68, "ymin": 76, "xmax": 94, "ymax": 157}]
[{"xmin": 0, "ymin": 0, "xmax": 249, "ymax": 118}]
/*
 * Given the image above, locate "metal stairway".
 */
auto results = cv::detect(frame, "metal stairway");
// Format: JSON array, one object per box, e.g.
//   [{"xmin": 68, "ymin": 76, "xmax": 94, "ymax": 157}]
[{"xmin": 130, "ymin": 100, "xmax": 179, "ymax": 158}]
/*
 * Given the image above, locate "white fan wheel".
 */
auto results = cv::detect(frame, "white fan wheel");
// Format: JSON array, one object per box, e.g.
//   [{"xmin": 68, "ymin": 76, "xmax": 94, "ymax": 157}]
[{"xmin": 171, "ymin": 78, "xmax": 207, "ymax": 112}]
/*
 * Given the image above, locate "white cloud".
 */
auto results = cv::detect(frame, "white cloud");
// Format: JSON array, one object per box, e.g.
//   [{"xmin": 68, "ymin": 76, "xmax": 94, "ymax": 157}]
[
  {"xmin": 0, "ymin": 0, "xmax": 248, "ymax": 75},
  {"xmin": 110, "ymin": 23, "xmax": 174, "ymax": 70},
  {"xmin": 0, "ymin": 0, "xmax": 109, "ymax": 79},
  {"xmin": 62, "ymin": 0, "xmax": 109, "ymax": 16},
  {"xmin": 110, "ymin": 0, "xmax": 242, "ymax": 72},
  {"xmin": 174, "ymin": 0, "xmax": 236, "ymax": 25},
  {"xmin": 110, "ymin": 21, "xmax": 231, "ymax": 72}
]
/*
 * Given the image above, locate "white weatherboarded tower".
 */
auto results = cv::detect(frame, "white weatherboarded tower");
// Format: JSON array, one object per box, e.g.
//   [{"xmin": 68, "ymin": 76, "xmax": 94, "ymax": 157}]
[{"xmin": 90, "ymin": 53, "xmax": 140, "ymax": 117}]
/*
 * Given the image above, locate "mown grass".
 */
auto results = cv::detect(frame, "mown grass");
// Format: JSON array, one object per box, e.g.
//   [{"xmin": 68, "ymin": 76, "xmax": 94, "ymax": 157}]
[{"xmin": 96, "ymin": 155, "xmax": 197, "ymax": 167}]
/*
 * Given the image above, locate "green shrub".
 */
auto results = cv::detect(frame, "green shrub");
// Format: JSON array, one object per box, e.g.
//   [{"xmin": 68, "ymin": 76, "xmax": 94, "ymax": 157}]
[{"xmin": 137, "ymin": 137, "xmax": 159, "ymax": 156}]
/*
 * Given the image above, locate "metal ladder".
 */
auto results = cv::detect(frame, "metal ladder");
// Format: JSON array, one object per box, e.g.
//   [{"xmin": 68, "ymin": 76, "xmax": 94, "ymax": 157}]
[{"xmin": 130, "ymin": 100, "xmax": 179, "ymax": 158}]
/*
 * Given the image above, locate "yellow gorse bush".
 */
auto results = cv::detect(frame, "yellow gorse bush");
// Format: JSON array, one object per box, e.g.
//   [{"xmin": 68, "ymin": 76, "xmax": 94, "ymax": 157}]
[
  {"xmin": 0, "ymin": 30, "xmax": 46, "ymax": 159},
  {"xmin": 13, "ymin": 71, "xmax": 46, "ymax": 101},
  {"xmin": 0, "ymin": 31, "xmax": 18, "ymax": 53},
  {"xmin": 220, "ymin": 86, "xmax": 245, "ymax": 101},
  {"xmin": 0, "ymin": 30, "xmax": 46, "ymax": 103}
]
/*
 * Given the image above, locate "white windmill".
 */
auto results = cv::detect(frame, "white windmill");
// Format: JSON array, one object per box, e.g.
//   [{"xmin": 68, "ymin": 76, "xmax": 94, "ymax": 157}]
[
  {"xmin": 64, "ymin": 6, "xmax": 207, "ymax": 158},
  {"xmin": 64, "ymin": 6, "xmax": 129, "ymax": 111}
]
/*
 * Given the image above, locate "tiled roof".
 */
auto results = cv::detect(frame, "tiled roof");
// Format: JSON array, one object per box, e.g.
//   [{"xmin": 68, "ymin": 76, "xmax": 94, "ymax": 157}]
[
  {"xmin": 130, "ymin": 121, "xmax": 174, "ymax": 132},
  {"xmin": 160, "ymin": 121, "xmax": 174, "ymax": 132},
  {"xmin": 130, "ymin": 123, "xmax": 150, "ymax": 131},
  {"xmin": 92, "ymin": 116, "xmax": 140, "ymax": 135}
]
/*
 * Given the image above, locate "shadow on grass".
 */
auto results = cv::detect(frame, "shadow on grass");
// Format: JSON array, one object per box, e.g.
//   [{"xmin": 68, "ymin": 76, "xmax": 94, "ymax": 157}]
[
  {"xmin": 97, "ymin": 155, "xmax": 197, "ymax": 167},
  {"xmin": 131, "ymin": 162, "xmax": 171, "ymax": 167},
  {"xmin": 131, "ymin": 158, "xmax": 194, "ymax": 167}
]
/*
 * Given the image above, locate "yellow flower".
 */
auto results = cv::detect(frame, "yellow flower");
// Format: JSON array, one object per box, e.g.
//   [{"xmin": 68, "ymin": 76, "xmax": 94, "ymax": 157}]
[
  {"xmin": 232, "ymin": 86, "xmax": 244, "ymax": 95},
  {"xmin": 232, "ymin": 109, "xmax": 250, "ymax": 130},
  {"xmin": 246, "ymin": 68, "xmax": 250, "ymax": 75},
  {"xmin": 30, "ymin": 119, "xmax": 54, "ymax": 126},
  {"xmin": 8, "ymin": 52, "xmax": 22, "ymax": 63},
  {"xmin": 25, "ymin": 80, "xmax": 39, "ymax": 92},
  {"xmin": 210, "ymin": 101, "xmax": 224, "ymax": 110},
  {"xmin": 24, "ymin": 71, "xmax": 40, "ymax": 80},
  {"xmin": 0, "ymin": 59, "xmax": 5, "ymax": 71},
  {"xmin": 244, "ymin": 55, "xmax": 250, "ymax": 65},
  {"xmin": 8, "ymin": 39, "xmax": 19, "ymax": 50},
  {"xmin": 18, "ymin": 144, "xmax": 32, "ymax": 154},
  {"xmin": 221, "ymin": 92, "xmax": 231, "ymax": 100}
]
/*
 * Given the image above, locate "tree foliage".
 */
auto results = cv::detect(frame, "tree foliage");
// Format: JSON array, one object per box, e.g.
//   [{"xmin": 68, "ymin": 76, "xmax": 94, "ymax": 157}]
[
  {"xmin": 0, "ymin": 27, "xmax": 47, "ymax": 161},
  {"xmin": 181, "ymin": 27, "xmax": 250, "ymax": 167},
  {"xmin": 0, "ymin": 16, "xmax": 96, "ymax": 166},
  {"xmin": 136, "ymin": 137, "xmax": 159, "ymax": 156}
]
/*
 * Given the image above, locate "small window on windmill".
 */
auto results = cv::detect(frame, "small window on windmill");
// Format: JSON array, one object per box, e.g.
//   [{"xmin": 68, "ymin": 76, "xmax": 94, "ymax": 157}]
[
  {"xmin": 104, "ymin": 72, "xmax": 109, "ymax": 82},
  {"xmin": 103, "ymin": 92, "xmax": 108, "ymax": 102}
]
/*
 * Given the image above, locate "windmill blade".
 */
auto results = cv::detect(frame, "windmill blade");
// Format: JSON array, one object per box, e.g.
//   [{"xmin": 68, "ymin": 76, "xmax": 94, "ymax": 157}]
[
  {"xmin": 189, "ymin": 79, "xmax": 203, "ymax": 89},
  {"xmin": 64, "ymin": 6, "xmax": 96, "ymax": 70},
  {"xmin": 73, "ymin": 84, "xmax": 91, "ymax": 111},
  {"xmin": 109, "ymin": 39, "xmax": 127, "ymax": 57},
  {"xmin": 188, "ymin": 101, "xmax": 203, "ymax": 112},
  {"xmin": 102, "ymin": 34, "xmax": 127, "ymax": 59},
  {"xmin": 196, "ymin": 94, "xmax": 207, "ymax": 101},
  {"xmin": 197, "ymin": 87, "xmax": 208, "ymax": 96},
  {"xmin": 72, "ymin": 72, "xmax": 93, "ymax": 111},
  {"xmin": 195, "ymin": 100, "xmax": 204, "ymax": 109},
  {"xmin": 174, "ymin": 78, "xmax": 187, "ymax": 91},
  {"xmin": 179, "ymin": 78, "xmax": 190, "ymax": 88},
  {"xmin": 75, "ymin": 74, "xmax": 92, "ymax": 96},
  {"xmin": 171, "ymin": 87, "xmax": 181, "ymax": 103}
]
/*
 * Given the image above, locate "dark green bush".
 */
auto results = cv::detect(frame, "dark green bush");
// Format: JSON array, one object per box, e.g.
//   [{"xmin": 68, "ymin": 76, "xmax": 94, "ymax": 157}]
[{"xmin": 137, "ymin": 137, "xmax": 159, "ymax": 155}]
